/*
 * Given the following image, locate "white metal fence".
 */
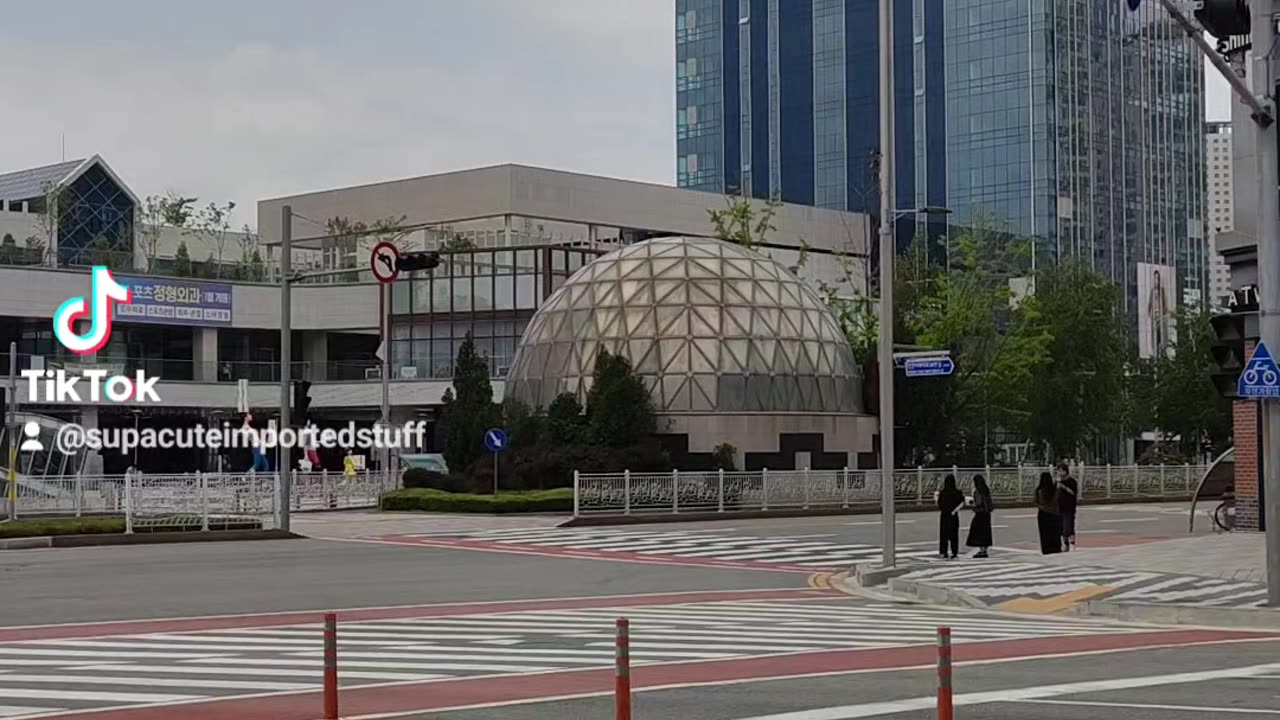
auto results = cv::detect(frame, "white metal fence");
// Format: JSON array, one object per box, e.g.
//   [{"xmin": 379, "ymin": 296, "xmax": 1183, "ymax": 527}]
[
  {"xmin": 571, "ymin": 464, "xmax": 1207, "ymax": 518},
  {"xmin": 4, "ymin": 469, "xmax": 400, "ymax": 532}
]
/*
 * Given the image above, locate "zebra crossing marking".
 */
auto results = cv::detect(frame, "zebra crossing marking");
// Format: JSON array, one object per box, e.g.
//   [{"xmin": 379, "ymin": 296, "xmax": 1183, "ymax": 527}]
[
  {"xmin": 373, "ymin": 526, "xmax": 948, "ymax": 571},
  {"xmin": 0, "ymin": 598, "xmax": 1161, "ymax": 718},
  {"xmin": 897, "ymin": 561, "xmax": 1268, "ymax": 609}
]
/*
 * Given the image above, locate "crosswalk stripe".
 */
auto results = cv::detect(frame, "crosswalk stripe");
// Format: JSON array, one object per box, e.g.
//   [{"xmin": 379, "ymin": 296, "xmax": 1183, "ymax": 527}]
[
  {"xmin": 0, "ymin": 648, "xmax": 229, "ymax": 659},
  {"xmin": 78, "ymin": 664, "xmax": 444, "ymax": 681},
  {"xmin": 0, "ymin": 688, "xmax": 202, "ymax": 703},
  {"xmin": 185, "ymin": 657, "xmax": 559, "ymax": 673},
  {"xmin": 0, "ymin": 705, "xmax": 65, "ymax": 718},
  {"xmin": 0, "ymin": 673, "xmax": 315, "ymax": 691},
  {"xmin": 292, "ymin": 649, "xmax": 609, "ymax": 665}
]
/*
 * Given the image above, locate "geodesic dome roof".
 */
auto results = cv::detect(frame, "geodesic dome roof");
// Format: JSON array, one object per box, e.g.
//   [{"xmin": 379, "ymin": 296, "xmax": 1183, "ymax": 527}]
[{"xmin": 506, "ymin": 236, "xmax": 862, "ymax": 414}]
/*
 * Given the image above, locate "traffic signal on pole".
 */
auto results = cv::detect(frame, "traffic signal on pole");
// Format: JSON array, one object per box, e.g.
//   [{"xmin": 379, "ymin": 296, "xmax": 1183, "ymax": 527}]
[
  {"xmin": 1195, "ymin": 0, "xmax": 1250, "ymax": 40},
  {"xmin": 292, "ymin": 380, "xmax": 312, "ymax": 427},
  {"xmin": 1210, "ymin": 312, "xmax": 1249, "ymax": 398},
  {"xmin": 396, "ymin": 251, "xmax": 441, "ymax": 273}
]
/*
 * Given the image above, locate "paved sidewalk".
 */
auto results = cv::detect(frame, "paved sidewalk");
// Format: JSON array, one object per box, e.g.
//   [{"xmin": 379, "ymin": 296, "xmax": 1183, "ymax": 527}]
[
  {"xmin": 1037, "ymin": 532, "xmax": 1263, "ymax": 582},
  {"xmin": 866, "ymin": 532, "xmax": 1274, "ymax": 621}
]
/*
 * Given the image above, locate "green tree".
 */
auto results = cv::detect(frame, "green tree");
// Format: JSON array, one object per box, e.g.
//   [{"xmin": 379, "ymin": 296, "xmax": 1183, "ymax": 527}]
[
  {"xmin": 1149, "ymin": 306, "xmax": 1232, "ymax": 459},
  {"xmin": 707, "ymin": 193, "xmax": 779, "ymax": 250},
  {"xmin": 439, "ymin": 335, "xmax": 496, "ymax": 472},
  {"xmin": 544, "ymin": 392, "xmax": 587, "ymax": 445},
  {"xmin": 189, "ymin": 201, "xmax": 237, "ymax": 279},
  {"xmin": 173, "ymin": 241, "xmax": 193, "ymax": 277},
  {"xmin": 1025, "ymin": 259, "xmax": 1128, "ymax": 459},
  {"xmin": 892, "ymin": 223, "xmax": 1049, "ymax": 464},
  {"xmin": 137, "ymin": 192, "xmax": 197, "ymax": 273},
  {"xmin": 500, "ymin": 397, "xmax": 541, "ymax": 450},
  {"xmin": 586, "ymin": 349, "xmax": 657, "ymax": 447}
]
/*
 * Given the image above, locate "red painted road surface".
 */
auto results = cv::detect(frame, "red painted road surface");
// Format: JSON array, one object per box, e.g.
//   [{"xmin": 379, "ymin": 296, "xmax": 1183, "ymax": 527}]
[{"xmin": 41, "ymin": 628, "xmax": 1278, "ymax": 720}]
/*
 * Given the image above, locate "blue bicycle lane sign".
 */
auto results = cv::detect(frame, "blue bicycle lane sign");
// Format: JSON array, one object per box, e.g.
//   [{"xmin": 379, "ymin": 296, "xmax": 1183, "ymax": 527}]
[{"xmin": 1239, "ymin": 342, "xmax": 1280, "ymax": 399}]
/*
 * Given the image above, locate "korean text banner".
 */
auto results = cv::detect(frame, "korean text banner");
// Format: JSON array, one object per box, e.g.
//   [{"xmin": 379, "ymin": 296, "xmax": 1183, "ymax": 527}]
[{"xmin": 114, "ymin": 276, "xmax": 234, "ymax": 327}]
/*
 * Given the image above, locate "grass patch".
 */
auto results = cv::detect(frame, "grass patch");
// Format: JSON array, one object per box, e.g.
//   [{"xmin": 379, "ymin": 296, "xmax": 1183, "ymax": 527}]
[
  {"xmin": 0, "ymin": 516, "xmax": 126, "ymax": 538},
  {"xmin": 0, "ymin": 515, "xmax": 264, "ymax": 538},
  {"xmin": 379, "ymin": 488, "xmax": 573, "ymax": 514}
]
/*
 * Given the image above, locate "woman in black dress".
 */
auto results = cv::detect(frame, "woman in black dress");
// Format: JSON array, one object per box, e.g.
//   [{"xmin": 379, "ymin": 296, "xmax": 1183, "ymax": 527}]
[
  {"xmin": 936, "ymin": 474, "xmax": 965, "ymax": 560},
  {"xmin": 966, "ymin": 474, "xmax": 994, "ymax": 558},
  {"xmin": 1036, "ymin": 471, "xmax": 1062, "ymax": 554}
]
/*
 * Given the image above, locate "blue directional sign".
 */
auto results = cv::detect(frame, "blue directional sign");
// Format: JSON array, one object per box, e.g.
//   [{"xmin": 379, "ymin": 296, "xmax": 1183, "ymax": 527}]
[
  {"xmin": 904, "ymin": 356, "xmax": 955, "ymax": 378},
  {"xmin": 1239, "ymin": 342, "xmax": 1280, "ymax": 398},
  {"xmin": 484, "ymin": 428, "xmax": 509, "ymax": 453}
]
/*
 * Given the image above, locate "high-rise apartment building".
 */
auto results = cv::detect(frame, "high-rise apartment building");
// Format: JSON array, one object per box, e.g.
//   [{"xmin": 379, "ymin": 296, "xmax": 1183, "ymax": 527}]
[
  {"xmin": 1206, "ymin": 121, "xmax": 1233, "ymax": 307},
  {"xmin": 677, "ymin": 0, "xmax": 1208, "ymax": 314}
]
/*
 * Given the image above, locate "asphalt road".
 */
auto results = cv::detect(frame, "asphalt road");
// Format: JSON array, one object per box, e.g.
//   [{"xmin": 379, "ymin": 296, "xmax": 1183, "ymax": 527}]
[
  {"xmin": 419, "ymin": 639, "xmax": 1280, "ymax": 720},
  {"xmin": 0, "ymin": 539, "xmax": 791, "ymax": 627}
]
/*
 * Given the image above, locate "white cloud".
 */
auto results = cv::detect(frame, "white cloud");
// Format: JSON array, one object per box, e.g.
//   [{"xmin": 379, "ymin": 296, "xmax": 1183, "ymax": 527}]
[{"xmin": 0, "ymin": 9, "xmax": 674, "ymax": 230}]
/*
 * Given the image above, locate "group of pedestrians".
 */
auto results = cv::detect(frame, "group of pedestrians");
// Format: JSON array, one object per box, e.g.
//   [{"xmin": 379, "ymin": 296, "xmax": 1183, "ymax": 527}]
[
  {"xmin": 1035, "ymin": 462, "xmax": 1078, "ymax": 554},
  {"xmin": 935, "ymin": 462, "xmax": 1078, "ymax": 559}
]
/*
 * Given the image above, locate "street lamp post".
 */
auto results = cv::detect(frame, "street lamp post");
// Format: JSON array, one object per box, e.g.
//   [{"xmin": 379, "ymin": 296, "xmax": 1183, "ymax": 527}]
[{"xmin": 877, "ymin": 0, "xmax": 896, "ymax": 570}]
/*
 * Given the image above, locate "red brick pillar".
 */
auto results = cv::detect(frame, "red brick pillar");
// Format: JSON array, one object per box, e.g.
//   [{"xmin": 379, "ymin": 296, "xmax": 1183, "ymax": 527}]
[{"xmin": 1236, "ymin": 340, "xmax": 1262, "ymax": 531}]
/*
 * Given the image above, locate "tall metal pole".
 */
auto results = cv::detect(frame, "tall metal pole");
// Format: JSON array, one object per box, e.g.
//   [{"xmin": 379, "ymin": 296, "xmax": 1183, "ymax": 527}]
[
  {"xmin": 380, "ymin": 282, "xmax": 391, "ymax": 475},
  {"xmin": 279, "ymin": 204, "xmax": 293, "ymax": 532},
  {"xmin": 878, "ymin": 0, "xmax": 896, "ymax": 568},
  {"xmin": 1251, "ymin": 0, "xmax": 1280, "ymax": 607},
  {"xmin": 6, "ymin": 342, "xmax": 15, "ymax": 521}
]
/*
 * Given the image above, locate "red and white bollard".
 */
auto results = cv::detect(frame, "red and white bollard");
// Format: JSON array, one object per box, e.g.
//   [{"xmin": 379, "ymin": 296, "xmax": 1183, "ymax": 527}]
[
  {"xmin": 936, "ymin": 626, "xmax": 952, "ymax": 720},
  {"xmin": 324, "ymin": 612, "xmax": 338, "ymax": 720},
  {"xmin": 615, "ymin": 617, "xmax": 632, "ymax": 720}
]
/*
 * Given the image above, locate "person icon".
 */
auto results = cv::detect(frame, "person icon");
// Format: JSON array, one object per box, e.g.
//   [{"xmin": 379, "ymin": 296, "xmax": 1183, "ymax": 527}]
[{"xmin": 19, "ymin": 422, "xmax": 43, "ymax": 452}]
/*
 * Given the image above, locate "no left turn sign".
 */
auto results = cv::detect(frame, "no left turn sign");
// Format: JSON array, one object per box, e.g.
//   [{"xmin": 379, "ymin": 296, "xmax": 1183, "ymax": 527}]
[{"xmin": 371, "ymin": 242, "xmax": 401, "ymax": 284}]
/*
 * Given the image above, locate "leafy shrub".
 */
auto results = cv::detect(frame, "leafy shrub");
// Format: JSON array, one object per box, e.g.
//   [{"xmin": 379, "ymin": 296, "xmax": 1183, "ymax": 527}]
[
  {"xmin": 402, "ymin": 468, "xmax": 446, "ymax": 489},
  {"xmin": 379, "ymin": 488, "xmax": 573, "ymax": 514}
]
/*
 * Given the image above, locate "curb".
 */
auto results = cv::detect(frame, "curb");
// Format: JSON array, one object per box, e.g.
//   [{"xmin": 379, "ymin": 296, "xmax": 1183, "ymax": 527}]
[
  {"xmin": 0, "ymin": 529, "xmax": 301, "ymax": 550},
  {"xmin": 1067, "ymin": 600, "xmax": 1280, "ymax": 629},
  {"xmin": 562, "ymin": 494, "xmax": 1192, "ymax": 527},
  {"xmin": 887, "ymin": 577, "xmax": 990, "ymax": 609},
  {"xmin": 850, "ymin": 562, "xmax": 921, "ymax": 588}
]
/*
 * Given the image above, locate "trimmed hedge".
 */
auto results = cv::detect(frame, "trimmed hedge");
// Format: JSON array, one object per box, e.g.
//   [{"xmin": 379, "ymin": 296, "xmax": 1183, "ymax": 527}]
[{"xmin": 380, "ymin": 488, "xmax": 573, "ymax": 514}]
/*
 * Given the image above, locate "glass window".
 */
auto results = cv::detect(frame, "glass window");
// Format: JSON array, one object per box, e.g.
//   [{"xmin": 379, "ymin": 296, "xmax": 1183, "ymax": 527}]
[
  {"xmin": 516, "ymin": 274, "xmax": 537, "ymax": 309},
  {"xmin": 473, "ymin": 276, "xmax": 493, "ymax": 311},
  {"xmin": 451, "ymin": 278, "xmax": 472, "ymax": 311}
]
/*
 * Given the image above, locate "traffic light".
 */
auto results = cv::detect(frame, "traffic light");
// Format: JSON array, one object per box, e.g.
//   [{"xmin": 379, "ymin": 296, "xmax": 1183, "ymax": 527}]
[
  {"xmin": 1211, "ymin": 312, "xmax": 1249, "ymax": 398},
  {"xmin": 292, "ymin": 380, "xmax": 312, "ymax": 427},
  {"xmin": 1195, "ymin": 0, "xmax": 1250, "ymax": 40},
  {"xmin": 397, "ymin": 251, "xmax": 441, "ymax": 273}
]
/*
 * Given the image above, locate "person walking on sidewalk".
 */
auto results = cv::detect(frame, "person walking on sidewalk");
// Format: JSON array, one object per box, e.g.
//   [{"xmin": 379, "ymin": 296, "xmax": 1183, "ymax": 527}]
[
  {"xmin": 1056, "ymin": 461, "xmax": 1079, "ymax": 551},
  {"xmin": 1036, "ymin": 471, "xmax": 1062, "ymax": 554},
  {"xmin": 936, "ymin": 474, "xmax": 965, "ymax": 560},
  {"xmin": 966, "ymin": 474, "xmax": 994, "ymax": 558}
]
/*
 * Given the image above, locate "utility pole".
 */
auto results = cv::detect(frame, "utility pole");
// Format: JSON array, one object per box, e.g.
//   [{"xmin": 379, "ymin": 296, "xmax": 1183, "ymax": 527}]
[
  {"xmin": 279, "ymin": 204, "xmax": 292, "ymax": 532},
  {"xmin": 1249, "ymin": 0, "xmax": 1280, "ymax": 607},
  {"xmin": 877, "ymin": 0, "xmax": 896, "ymax": 568}
]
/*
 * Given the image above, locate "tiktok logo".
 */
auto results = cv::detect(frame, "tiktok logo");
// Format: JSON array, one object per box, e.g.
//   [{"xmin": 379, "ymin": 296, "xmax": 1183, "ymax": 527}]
[{"xmin": 53, "ymin": 266, "xmax": 132, "ymax": 354}]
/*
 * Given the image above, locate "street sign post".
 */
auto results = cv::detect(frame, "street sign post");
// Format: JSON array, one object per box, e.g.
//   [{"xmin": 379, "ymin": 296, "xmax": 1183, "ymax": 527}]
[
  {"xmin": 1239, "ymin": 342, "xmax": 1280, "ymax": 399},
  {"xmin": 370, "ymin": 242, "xmax": 401, "ymax": 284},
  {"xmin": 485, "ymin": 428, "xmax": 508, "ymax": 495},
  {"xmin": 904, "ymin": 357, "xmax": 955, "ymax": 378}
]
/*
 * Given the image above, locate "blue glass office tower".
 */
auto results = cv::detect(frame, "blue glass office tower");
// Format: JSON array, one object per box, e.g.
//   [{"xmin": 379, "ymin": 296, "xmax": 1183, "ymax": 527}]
[
  {"xmin": 675, "ymin": 0, "xmax": 938, "ymax": 214},
  {"xmin": 677, "ymin": 0, "xmax": 1207, "ymax": 309}
]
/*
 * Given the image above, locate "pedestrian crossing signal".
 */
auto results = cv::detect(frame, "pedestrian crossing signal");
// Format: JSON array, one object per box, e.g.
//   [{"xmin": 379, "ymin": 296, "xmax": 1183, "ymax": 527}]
[{"xmin": 1211, "ymin": 313, "xmax": 1248, "ymax": 398}]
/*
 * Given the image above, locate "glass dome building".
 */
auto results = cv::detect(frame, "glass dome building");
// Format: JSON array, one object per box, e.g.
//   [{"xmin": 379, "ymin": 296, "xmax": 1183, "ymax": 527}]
[{"xmin": 506, "ymin": 236, "xmax": 875, "ymax": 470}]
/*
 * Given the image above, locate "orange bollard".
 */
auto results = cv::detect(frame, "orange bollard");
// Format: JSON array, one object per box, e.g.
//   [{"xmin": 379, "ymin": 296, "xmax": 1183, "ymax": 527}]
[
  {"xmin": 615, "ymin": 617, "xmax": 632, "ymax": 720},
  {"xmin": 936, "ymin": 626, "xmax": 952, "ymax": 720},
  {"xmin": 324, "ymin": 612, "xmax": 338, "ymax": 720}
]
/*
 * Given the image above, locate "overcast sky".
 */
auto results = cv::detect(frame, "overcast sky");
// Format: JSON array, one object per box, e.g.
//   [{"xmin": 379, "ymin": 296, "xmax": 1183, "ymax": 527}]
[{"xmin": 0, "ymin": 2, "xmax": 1233, "ymax": 229}]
